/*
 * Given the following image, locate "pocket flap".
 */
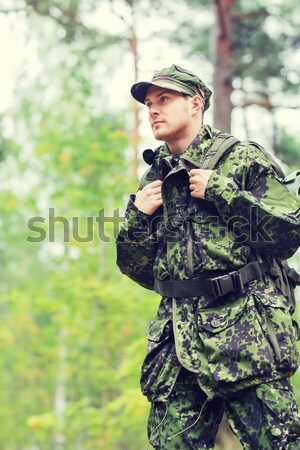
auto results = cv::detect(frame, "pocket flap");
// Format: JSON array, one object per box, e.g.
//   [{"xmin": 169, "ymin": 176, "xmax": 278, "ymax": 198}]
[
  {"xmin": 254, "ymin": 291, "xmax": 287, "ymax": 309},
  {"xmin": 198, "ymin": 299, "xmax": 245, "ymax": 333},
  {"xmin": 146, "ymin": 318, "xmax": 171, "ymax": 342}
]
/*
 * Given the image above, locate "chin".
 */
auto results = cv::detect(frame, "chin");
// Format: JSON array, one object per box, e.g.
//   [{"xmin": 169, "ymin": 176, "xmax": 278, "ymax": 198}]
[
  {"xmin": 153, "ymin": 132, "xmax": 167, "ymax": 141},
  {"xmin": 153, "ymin": 127, "xmax": 172, "ymax": 139}
]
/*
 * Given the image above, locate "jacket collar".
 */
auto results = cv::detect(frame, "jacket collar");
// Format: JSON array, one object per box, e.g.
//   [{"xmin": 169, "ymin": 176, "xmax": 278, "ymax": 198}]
[{"xmin": 157, "ymin": 124, "xmax": 221, "ymax": 168}]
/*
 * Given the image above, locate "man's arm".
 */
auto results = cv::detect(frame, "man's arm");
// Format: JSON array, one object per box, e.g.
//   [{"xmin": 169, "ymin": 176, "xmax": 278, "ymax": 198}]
[
  {"xmin": 190, "ymin": 144, "xmax": 300, "ymax": 260},
  {"xmin": 116, "ymin": 181, "xmax": 163, "ymax": 290}
]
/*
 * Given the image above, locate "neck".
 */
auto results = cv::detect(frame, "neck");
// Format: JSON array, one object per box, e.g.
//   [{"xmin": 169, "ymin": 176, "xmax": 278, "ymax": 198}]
[
  {"xmin": 168, "ymin": 128, "xmax": 202, "ymax": 155},
  {"xmin": 167, "ymin": 137, "xmax": 195, "ymax": 155}
]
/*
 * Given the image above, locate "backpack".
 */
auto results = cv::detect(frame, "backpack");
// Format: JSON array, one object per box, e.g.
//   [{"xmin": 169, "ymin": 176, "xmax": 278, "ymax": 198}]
[
  {"xmin": 202, "ymin": 133, "xmax": 300, "ymax": 315},
  {"xmin": 140, "ymin": 133, "xmax": 300, "ymax": 315}
]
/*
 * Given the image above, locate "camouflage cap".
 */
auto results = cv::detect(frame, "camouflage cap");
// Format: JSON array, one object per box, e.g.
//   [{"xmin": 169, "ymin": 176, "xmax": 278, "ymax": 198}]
[{"xmin": 131, "ymin": 64, "xmax": 212, "ymax": 111}]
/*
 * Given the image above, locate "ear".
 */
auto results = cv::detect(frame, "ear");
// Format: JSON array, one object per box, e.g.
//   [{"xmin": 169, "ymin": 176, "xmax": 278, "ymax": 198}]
[{"xmin": 190, "ymin": 95, "xmax": 203, "ymax": 115}]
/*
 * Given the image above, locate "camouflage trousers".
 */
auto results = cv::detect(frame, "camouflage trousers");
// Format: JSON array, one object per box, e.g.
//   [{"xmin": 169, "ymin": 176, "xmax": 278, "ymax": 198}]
[{"xmin": 148, "ymin": 369, "xmax": 300, "ymax": 450}]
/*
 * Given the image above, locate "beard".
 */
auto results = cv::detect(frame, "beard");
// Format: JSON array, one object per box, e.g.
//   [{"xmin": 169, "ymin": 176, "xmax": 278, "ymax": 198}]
[{"xmin": 152, "ymin": 117, "xmax": 191, "ymax": 144}]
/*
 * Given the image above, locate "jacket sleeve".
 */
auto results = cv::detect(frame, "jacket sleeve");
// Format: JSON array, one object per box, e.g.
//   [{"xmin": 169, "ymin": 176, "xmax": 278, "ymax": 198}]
[
  {"xmin": 116, "ymin": 195, "xmax": 157, "ymax": 290},
  {"xmin": 205, "ymin": 143, "xmax": 300, "ymax": 260}
]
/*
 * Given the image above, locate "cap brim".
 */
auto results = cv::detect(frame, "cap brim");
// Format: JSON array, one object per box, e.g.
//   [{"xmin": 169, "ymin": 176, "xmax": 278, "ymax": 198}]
[{"xmin": 130, "ymin": 81, "xmax": 187, "ymax": 104}]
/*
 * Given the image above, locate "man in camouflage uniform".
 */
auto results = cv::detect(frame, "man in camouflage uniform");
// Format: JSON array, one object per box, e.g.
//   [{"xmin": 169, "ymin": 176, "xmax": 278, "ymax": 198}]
[{"xmin": 116, "ymin": 65, "xmax": 300, "ymax": 449}]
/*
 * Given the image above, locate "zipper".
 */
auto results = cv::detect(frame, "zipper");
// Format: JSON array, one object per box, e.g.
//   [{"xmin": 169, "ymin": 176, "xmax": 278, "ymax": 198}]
[
  {"xmin": 253, "ymin": 295, "xmax": 276, "ymax": 364},
  {"xmin": 161, "ymin": 160, "xmax": 187, "ymax": 280},
  {"xmin": 265, "ymin": 313, "xmax": 282, "ymax": 362},
  {"xmin": 187, "ymin": 221, "xmax": 194, "ymax": 276},
  {"xmin": 162, "ymin": 159, "xmax": 198, "ymax": 278},
  {"xmin": 164, "ymin": 164, "xmax": 196, "ymax": 277},
  {"xmin": 160, "ymin": 160, "xmax": 172, "ymax": 278}
]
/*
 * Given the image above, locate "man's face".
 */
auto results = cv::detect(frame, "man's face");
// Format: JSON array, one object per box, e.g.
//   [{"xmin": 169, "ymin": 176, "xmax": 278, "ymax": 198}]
[{"xmin": 144, "ymin": 86, "xmax": 194, "ymax": 144}]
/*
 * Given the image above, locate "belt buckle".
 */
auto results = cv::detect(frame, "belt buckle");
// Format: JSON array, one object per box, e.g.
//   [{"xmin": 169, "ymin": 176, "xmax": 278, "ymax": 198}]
[
  {"xmin": 211, "ymin": 271, "xmax": 244, "ymax": 298},
  {"xmin": 231, "ymin": 270, "xmax": 244, "ymax": 293}
]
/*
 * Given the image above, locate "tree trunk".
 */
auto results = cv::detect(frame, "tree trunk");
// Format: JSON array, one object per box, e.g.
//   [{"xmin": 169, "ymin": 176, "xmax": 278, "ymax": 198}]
[
  {"xmin": 212, "ymin": 0, "xmax": 235, "ymax": 132},
  {"xmin": 128, "ymin": 0, "xmax": 140, "ymax": 188}
]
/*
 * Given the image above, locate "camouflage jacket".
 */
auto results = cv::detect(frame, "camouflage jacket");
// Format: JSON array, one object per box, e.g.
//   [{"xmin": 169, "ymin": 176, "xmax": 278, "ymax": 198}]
[{"xmin": 116, "ymin": 124, "xmax": 300, "ymax": 402}]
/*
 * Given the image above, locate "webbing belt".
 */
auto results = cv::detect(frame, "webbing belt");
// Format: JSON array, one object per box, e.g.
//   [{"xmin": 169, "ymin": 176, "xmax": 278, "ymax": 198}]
[{"xmin": 154, "ymin": 261, "xmax": 269, "ymax": 298}]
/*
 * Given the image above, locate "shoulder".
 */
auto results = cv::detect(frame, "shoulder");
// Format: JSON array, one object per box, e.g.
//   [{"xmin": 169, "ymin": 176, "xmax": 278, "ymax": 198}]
[{"xmin": 223, "ymin": 139, "xmax": 282, "ymax": 176}]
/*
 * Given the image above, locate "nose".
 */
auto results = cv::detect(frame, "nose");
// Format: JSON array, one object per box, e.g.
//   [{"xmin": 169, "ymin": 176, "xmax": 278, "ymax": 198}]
[{"xmin": 149, "ymin": 105, "xmax": 159, "ymax": 117}]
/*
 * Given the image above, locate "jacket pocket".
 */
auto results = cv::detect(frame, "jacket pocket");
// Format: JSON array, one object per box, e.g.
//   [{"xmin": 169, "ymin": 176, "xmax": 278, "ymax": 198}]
[
  {"xmin": 147, "ymin": 318, "xmax": 169, "ymax": 340},
  {"xmin": 253, "ymin": 292, "xmax": 299, "ymax": 373},
  {"xmin": 197, "ymin": 295, "xmax": 276, "ymax": 385},
  {"xmin": 256, "ymin": 379, "xmax": 300, "ymax": 445},
  {"xmin": 144, "ymin": 318, "xmax": 173, "ymax": 362},
  {"xmin": 141, "ymin": 318, "xmax": 180, "ymax": 402}
]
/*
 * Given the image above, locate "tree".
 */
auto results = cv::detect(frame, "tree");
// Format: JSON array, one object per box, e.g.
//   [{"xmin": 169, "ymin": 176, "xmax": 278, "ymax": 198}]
[
  {"xmin": 1, "ymin": 0, "xmax": 171, "ymax": 187},
  {"xmin": 0, "ymin": 1, "xmax": 299, "ymax": 449},
  {"xmin": 176, "ymin": 0, "xmax": 300, "ymax": 139},
  {"xmin": 213, "ymin": 0, "xmax": 235, "ymax": 132}
]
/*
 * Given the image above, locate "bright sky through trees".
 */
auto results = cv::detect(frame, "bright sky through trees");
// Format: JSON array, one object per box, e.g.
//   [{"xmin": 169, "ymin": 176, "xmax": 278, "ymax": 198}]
[{"xmin": 0, "ymin": 7, "xmax": 299, "ymax": 153}]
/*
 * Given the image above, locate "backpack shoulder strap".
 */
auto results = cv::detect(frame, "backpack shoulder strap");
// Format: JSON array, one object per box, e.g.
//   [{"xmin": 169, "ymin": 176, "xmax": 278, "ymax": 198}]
[
  {"xmin": 201, "ymin": 133, "xmax": 240, "ymax": 170},
  {"xmin": 202, "ymin": 134, "xmax": 287, "ymax": 181},
  {"xmin": 139, "ymin": 165, "xmax": 161, "ymax": 190}
]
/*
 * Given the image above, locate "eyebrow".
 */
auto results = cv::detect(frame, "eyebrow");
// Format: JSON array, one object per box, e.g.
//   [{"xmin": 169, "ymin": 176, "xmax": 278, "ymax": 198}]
[{"xmin": 145, "ymin": 89, "xmax": 172, "ymax": 103}]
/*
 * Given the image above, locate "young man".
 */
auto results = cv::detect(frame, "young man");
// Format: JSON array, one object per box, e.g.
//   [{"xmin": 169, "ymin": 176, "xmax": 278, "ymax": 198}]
[{"xmin": 116, "ymin": 65, "xmax": 300, "ymax": 449}]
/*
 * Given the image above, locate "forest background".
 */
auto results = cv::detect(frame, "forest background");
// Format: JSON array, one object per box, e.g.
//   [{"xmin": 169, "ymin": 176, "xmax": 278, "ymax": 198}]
[{"xmin": 0, "ymin": 0, "xmax": 299, "ymax": 449}]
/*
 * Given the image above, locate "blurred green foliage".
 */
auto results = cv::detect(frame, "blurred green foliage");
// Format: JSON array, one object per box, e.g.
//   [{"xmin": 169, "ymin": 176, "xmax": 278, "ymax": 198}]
[
  {"xmin": 0, "ymin": 1, "xmax": 299, "ymax": 449},
  {"xmin": 280, "ymin": 132, "xmax": 300, "ymax": 170}
]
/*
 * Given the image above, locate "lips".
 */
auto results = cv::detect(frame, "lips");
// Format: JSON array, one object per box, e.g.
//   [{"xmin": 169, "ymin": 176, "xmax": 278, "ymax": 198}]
[{"xmin": 152, "ymin": 120, "xmax": 164, "ymax": 127}]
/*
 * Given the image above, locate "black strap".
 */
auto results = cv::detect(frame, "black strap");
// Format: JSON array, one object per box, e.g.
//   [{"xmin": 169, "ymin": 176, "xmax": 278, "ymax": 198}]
[
  {"xmin": 286, "ymin": 267, "xmax": 300, "ymax": 287},
  {"xmin": 201, "ymin": 134, "xmax": 240, "ymax": 170},
  {"xmin": 154, "ymin": 261, "xmax": 269, "ymax": 298}
]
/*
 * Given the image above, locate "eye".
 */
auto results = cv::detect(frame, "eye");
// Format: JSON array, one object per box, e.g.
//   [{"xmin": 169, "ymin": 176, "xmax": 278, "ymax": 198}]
[
  {"xmin": 145, "ymin": 101, "xmax": 152, "ymax": 109},
  {"xmin": 160, "ymin": 95, "xmax": 168, "ymax": 103}
]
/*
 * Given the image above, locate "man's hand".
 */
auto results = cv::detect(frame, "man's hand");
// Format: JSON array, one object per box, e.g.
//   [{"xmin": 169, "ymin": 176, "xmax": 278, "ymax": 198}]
[
  {"xmin": 189, "ymin": 169, "xmax": 213, "ymax": 199},
  {"xmin": 134, "ymin": 180, "xmax": 163, "ymax": 215}
]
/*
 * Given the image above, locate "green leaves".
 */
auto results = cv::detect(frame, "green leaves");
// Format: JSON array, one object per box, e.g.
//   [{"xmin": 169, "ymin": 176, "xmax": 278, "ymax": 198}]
[
  {"xmin": 279, "ymin": 131, "xmax": 300, "ymax": 170},
  {"xmin": 0, "ymin": 1, "xmax": 298, "ymax": 449}
]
